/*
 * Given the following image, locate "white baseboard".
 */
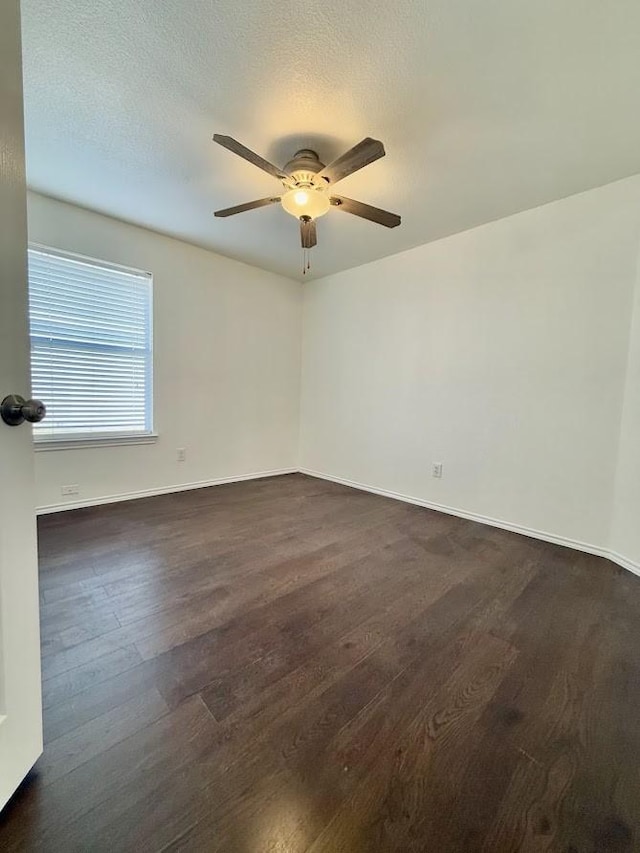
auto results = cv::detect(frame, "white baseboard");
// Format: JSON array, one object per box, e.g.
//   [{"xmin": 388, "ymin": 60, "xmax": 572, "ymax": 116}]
[
  {"xmin": 35, "ymin": 468, "xmax": 297, "ymax": 515},
  {"xmin": 300, "ymin": 467, "xmax": 640, "ymax": 579},
  {"xmin": 603, "ymin": 550, "xmax": 640, "ymax": 577}
]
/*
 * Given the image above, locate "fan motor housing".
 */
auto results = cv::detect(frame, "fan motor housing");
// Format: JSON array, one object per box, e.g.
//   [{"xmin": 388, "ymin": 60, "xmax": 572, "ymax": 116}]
[{"xmin": 283, "ymin": 149, "xmax": 327, "ymax": 188}]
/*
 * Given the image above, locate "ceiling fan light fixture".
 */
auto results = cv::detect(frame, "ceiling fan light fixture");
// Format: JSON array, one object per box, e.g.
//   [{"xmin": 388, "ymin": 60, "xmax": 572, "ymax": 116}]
[
  {"xmin": 281, "ymin": 187, "xmax": 330, "ymax": 219},
  {"xmin": 212, "ymin": 136, "xmax": 401, "ymax": 272}
]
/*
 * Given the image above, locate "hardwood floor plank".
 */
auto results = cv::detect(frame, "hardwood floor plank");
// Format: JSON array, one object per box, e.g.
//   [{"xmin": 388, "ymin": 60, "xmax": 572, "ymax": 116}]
[
  {"xmin": 1, "ymin": 473, "xmax": 638, "ymax": 852},
  {"xmin": 305, "ymin": 632, "xmax": 519, "ymax": 853},
  {"xmin": 40, "ymin": 610, "xmax": 121, "ymax": 656},
  {"xmin": 202, "ymin": 561, "xmax": 463, "ymax": 726},
  {"xmin": 199, "ymin": 544, "xmax": 462, "ymax": 721},
  {"xmin": 42, "ymin": 644, "xmax": 143, "ymax": 709},
  {"xmin": 168, "ymin": 564, "xmax": 536, "ymax": 851},
  {"xmin": 43, "ymin": 659, "xmax": 161, "ymax": 743},
  {"xmin": 41, "ymin": 632, "xmax": 137, "ymax": 679},
  {"xmin": 36, "ymin": 687, "xmax": 169, "ymax": 785},
  {"xmin": 108, "ymin": 511, "xmax": 407, "ymax": 627},
  {"xmin": 0, "ymin": 695, "xmax": 218, "ymax": 852}
]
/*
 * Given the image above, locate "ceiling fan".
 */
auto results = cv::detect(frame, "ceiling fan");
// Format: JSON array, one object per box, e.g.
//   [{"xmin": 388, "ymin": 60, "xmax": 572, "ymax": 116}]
[{"xmin": 212, "ymin": 135, "xmax": 401, "ymax": 272}]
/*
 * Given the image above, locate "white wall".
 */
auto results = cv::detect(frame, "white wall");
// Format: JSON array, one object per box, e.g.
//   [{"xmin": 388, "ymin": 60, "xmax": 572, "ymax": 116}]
[
  {"xmin": 28, "ymin": 193, "xmax": 302, "ymax": 511},
  {"xmin": 300, "ymin": 177, "xmax": 640, "ymax": 560}
]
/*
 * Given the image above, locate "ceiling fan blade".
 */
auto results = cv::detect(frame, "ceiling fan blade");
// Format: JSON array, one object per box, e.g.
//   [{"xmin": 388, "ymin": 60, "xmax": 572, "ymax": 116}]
[
  {"xmin": 300, "ymin": 217, "xmax": 317, "ymax": 248},
  {"xmin": 213, "ymin": 135, "xmax": 290, "ymax": 181},
  {"xmin": 214, "ymin": 196, "xmax": 281, "ymax": 217},
  {"xmin": 317, "ymin": 138, "xmax": 386, "ymax": 185},
  {"xmin": 330, "ymin": 195, "xmax": 401, "ymax": 228}
]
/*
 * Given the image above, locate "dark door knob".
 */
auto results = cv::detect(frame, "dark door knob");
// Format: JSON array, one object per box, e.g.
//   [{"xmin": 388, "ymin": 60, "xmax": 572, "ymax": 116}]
[{"xmin": 1, "ymin": 395, "xmax": 47, "ymax": 426}]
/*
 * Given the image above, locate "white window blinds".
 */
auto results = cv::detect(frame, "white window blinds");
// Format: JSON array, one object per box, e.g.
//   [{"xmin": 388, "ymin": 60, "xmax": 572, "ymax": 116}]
[{"xmin": 28, "ymin": 247, "xmax": 153, "ymax": 442}]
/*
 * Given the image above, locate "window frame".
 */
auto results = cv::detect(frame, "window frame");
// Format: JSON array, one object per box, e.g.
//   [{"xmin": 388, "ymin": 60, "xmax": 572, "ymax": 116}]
[{"xmin": 28, "ymin": 243, "xmax": 157, "ymax": 451}]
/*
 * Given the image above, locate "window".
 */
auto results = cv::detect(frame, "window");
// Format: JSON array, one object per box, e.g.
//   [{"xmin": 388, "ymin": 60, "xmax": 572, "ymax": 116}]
[{"xmin": 28, "ymin": 246, "xmax": 153, "ymax": 446}]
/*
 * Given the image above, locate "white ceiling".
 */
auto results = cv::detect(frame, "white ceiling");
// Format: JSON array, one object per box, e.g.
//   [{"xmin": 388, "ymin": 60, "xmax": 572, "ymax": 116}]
[{"xmin": 21, "ymin": 0, "xmax": 640, "ymax": 281}]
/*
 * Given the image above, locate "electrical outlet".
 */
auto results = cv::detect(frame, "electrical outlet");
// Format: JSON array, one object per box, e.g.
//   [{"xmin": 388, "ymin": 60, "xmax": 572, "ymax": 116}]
[
  {"xmin": 61, "ymin": 484, "xmax": 79, "ymax": 496},
  {"xmin": 432, "ymin": 462, "xmax": 443, "ymax": 479},
  {"xmin": 177, "ymin": 447, "xmax": 186, "ymax": 462}
]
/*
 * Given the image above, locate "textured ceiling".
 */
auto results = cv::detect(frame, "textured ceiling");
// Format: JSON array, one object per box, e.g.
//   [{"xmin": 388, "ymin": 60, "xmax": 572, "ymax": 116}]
[{"xmin": 21, "ymin": 0, "xmax": 640, "ymax": 281}]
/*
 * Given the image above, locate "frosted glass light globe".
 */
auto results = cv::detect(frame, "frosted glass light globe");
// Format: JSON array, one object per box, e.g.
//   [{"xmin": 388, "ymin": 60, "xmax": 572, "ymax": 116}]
[{"xmin": 281, "ymin": 187, "xmax": 330, "ymax": 219}]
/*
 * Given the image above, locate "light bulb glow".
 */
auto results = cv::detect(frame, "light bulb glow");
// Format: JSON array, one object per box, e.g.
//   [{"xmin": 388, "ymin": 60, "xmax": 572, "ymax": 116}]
[{"xmin": 281, "ymin": 187, "xmax": 330, "ymax": 219}]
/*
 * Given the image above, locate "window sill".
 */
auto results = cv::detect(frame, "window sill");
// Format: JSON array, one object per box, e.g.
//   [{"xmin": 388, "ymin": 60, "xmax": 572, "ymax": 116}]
[{"xmin": 33, "ymin": 433, "xmax": 158, "ymax": 452}]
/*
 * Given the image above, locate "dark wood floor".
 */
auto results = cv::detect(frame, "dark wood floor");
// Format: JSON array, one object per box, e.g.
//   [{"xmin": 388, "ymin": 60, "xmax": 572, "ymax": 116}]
[{"xmin": 0, "ymin": 473, "xmax": 639, "ymax": 852}]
